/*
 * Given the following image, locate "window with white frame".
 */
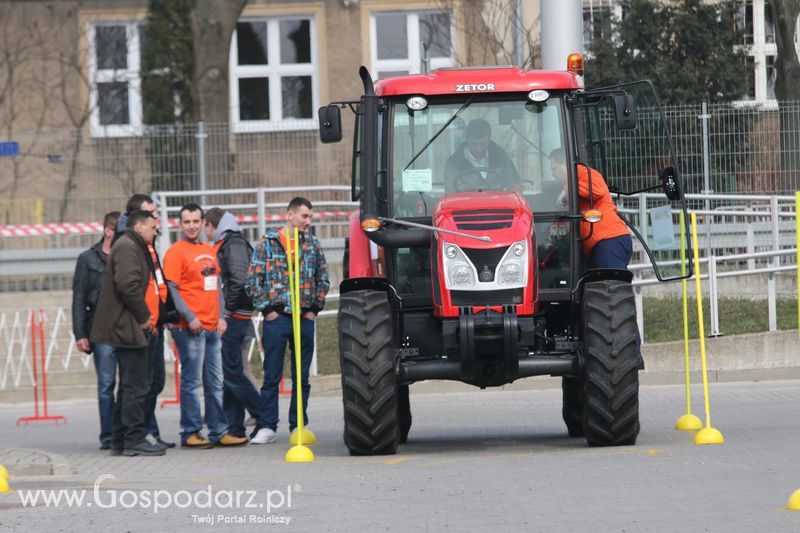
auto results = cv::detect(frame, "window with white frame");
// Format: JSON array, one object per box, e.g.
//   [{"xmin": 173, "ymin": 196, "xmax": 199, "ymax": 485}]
[
  {"xmin": 230, "ymin": 16, "xmax": 318, "ymax": 131},
  {"xmin": 370, "ymin": 9, "xmax": 455, "ymax": 79},
  {"xmin": 582, "ymin": 5, "xmax": 615, "ymax": 51},
  {"xmin": 88, "ymin": 21, "xmax": 144, "ymax": 137}
]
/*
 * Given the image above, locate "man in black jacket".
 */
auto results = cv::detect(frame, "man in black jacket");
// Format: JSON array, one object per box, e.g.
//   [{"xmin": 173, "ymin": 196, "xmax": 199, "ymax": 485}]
[
  {"xmin": 204, "ymin": 208, "xmax": 264, "ymax": 439},
  {"xmin": 444, "ymin": 118, "xmax": 521, "ymax": 194},
  {"xmin": 72, "ymin": 211, "xmax": 120, "ymax": 450}
]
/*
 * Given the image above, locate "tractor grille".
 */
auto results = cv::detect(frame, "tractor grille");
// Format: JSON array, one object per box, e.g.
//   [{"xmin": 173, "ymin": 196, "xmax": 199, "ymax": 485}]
[
  {"xmin": 452, "ymin": 208, "xmax": 514, "ymax": 231},
  {"xmin": 462, "ymin": 246, "xmax": 508, "ymax": 276}
]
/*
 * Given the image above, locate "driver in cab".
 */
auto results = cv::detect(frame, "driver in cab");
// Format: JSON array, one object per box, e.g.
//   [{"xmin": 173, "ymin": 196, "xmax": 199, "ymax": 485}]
[{"xmin": 444, "ymin": 118, "xmax": 520, "ymax": 193}]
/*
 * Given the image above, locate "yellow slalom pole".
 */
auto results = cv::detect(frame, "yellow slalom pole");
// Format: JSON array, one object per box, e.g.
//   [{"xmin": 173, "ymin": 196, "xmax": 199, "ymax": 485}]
[
  {"xmin": 690, "ymin": 212, "xmax": 724, "ymax": 445},
  {"xmin": 286, "ymin": 228, "xmax": 314, "ymax": 462},
  {"xmin": 795, "ymin": 192, "xmax": 799, "ymax": 338},
  {"xmin": 0, "ymin": 463, "xmax": 9, "ymax": 493},
  {"xmin": 676, "ymin": 211, "xmax": 702, "ymax": 431}
]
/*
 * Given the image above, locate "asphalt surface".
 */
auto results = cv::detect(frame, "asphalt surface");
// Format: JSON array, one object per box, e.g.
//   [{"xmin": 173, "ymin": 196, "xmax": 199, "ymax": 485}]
[{"xmin": 1, "ymin": 378, "xmax": 799, "ymax": 532}]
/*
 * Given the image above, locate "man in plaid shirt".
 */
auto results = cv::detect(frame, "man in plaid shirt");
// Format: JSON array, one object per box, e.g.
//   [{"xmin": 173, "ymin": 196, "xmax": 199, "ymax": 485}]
[{"xmin": 245, "ymin": 197, "xmax": 329, "ymax": 444}]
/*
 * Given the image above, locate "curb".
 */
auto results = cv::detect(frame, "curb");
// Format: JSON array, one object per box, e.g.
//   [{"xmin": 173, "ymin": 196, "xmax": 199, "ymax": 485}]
[{"xmin": 0, "ymin": 447, "xmax": 72, "ymax": 478}]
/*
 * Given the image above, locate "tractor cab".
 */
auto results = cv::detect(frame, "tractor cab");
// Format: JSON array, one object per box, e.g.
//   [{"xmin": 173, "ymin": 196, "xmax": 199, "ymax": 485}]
[{"xmin": 320, "ymin": 61, "xmax": 693, "ymax": 455}]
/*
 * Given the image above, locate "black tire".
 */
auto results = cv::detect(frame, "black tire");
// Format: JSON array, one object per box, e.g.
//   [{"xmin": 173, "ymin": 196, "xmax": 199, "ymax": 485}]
[
  {"xmin": 339, "ymin": 290, "xmax": 399, "ymax": 455},
  {"xmin": 561, "ymin": 377, "xmax": 584, "ymax": 437},
  {"xmin": 582, "ymin": 280, "xmax": 640, "ymax": 447}
]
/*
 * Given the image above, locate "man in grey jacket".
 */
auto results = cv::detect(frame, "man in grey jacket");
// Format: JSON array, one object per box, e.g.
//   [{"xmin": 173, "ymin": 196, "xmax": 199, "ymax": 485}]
[
  {"xmin": 91, "ymin": 210, "xmax": 165, "ymax": 457},
  {"xmin": 204, "ymin": 208, "xmax": 264, "ymax": 439}
]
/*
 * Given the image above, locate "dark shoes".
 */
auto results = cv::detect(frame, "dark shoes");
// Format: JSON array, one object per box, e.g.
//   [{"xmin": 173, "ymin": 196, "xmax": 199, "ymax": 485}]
[
  {"xmin": 122, "ymin": 440, "xmax": 166, "ymax": 456},
  {"xmin": 157, "ymin": 437, "xmax": 176, "ymax": 449},
  {"xmin": 145, "ymin": 434, "xmax": 176, "ymax": 450},
  {"xmin": 99, "ymin": 442, "xmax": 111, "ymax": 451}
]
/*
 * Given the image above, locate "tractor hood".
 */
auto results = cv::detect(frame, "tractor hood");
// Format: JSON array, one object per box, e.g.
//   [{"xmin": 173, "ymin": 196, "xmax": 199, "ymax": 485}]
[{"xmin": 433, "ymin": 191, "xmax": 533, "ymax": 249}]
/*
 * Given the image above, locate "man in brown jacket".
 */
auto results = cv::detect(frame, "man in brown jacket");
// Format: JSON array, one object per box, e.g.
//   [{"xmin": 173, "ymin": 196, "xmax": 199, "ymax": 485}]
[{"xmin": 91, "ymin": 210, "xmax": 164, "ymax": 457}]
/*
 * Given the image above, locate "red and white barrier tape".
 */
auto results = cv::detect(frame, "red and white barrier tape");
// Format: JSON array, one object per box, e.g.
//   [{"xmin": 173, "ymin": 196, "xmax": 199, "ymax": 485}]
[{"xmin": 0, "ymin": 211, "xmax": 352, "ymax": 237}]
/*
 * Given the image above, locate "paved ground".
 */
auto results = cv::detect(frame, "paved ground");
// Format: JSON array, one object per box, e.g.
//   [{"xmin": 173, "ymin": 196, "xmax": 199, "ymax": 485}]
[{"xmin": 1, "ymin": 378, "xmax": 799, "ymax": 532}]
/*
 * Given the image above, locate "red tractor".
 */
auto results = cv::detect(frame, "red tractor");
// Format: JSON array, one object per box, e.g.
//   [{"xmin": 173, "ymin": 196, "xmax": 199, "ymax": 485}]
[{"xmin": 319, "ymin": 57, "xmax": 692, "ymax": 455}]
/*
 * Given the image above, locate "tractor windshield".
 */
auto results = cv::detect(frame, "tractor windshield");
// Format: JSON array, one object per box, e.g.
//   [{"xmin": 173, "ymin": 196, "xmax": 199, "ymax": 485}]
[{"xmin": 391, "ymin": 96, "xmax": 568, "ymax": 217}]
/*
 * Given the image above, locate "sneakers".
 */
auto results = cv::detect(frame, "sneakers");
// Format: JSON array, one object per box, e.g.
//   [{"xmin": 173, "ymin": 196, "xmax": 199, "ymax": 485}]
[
  {"xmin": 250, "ymin": 428, "xmax": 277, "ymax": 444},
  {"xmin": 123, "ymin": 440, "xmax": 166, "ymax": 457},
  {"xmin": 215, "ymin": 434, "xmax": 248, "ymax": 447},
  {"xmin": 181, "ymin": 433, "xmax": 213, "ymax": 449},
  {"xmin": 145, "ymin": 434, "xmax": 168, "ymax": 450}
]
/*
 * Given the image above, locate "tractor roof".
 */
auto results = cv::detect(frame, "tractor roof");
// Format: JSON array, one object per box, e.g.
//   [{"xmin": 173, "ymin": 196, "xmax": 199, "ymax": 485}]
[{"xmin": 374, "ymin": 67, "xmax": 584, "ymax": 97}]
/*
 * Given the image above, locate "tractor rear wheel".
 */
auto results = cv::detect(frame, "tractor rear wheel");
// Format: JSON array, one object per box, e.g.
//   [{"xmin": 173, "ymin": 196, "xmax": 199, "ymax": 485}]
[
  {"xmin": 561, "ymin": 377, "xmax": 584, "ymax": 437},
  {"xmin": 339, "ymin": 290, "xmax": 400, "ymax": 455},
  {"xmin": 582, "ymin": 280, "xmax": 640, "ymax": 446}
]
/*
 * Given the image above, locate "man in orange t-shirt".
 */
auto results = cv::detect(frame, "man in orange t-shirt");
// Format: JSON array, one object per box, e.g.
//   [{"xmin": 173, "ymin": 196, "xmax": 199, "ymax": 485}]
[
  {"xmin": 163, "ymin": 204, "xmax": 246, "ymax": 449},
  {"xmin": 550, "ymin": 147, "xmax": 632, "ymax": 269}
]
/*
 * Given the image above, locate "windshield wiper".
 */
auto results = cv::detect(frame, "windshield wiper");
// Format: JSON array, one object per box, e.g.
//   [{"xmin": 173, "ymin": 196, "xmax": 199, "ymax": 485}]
[{"xmin": 402, "ymin": 96, "xmax": 474, "ymax": 172}]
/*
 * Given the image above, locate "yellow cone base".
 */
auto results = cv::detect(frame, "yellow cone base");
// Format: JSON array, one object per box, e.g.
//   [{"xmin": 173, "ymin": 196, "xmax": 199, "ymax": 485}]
[
  {"xmin": 0, "ymin": 464, "xmax": 8, "ymax": 481},
  {"xmin": 787, "ymin": 489, "xmax": 800, "ymax": 511},
  {"xmin": 675, "ymin": 414, "xmax": 703, "ymax": 431},
  {"xmin": 285, "ymin": 445, "xmax": 315, "ymax": 463},
  {"xmin": 289, "ymin": 428, "xmax": 317, "ymax": 445},
  {"xmin": 0, "ymin": 478, "xmax": 9, "ymax": 493},
  {"xmin": 694, "ymin": 426, "xmax": 724, "ymax": 444}
]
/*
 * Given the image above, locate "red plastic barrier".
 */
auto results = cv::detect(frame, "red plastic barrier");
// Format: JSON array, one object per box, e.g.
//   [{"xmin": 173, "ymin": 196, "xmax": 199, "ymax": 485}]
[{"xmin": 17, "ymin": 310, "xmax": 67, "ymax": 426}]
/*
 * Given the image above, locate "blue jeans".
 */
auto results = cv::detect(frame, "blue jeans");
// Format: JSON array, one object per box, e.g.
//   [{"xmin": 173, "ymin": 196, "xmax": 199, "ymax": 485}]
[
  {"xmin": 92, "ymin": 343, "xmax": 117, "ymax": 446},
  {"xmin": 221, "ymin": 317, "xmax": 263, "ymax": 437},
  {"xmin": 143, "ymin": 329, "xmax": 165, "ymax": 439},
  {"xmin": 590, "ymin": 235, "xmax": 633, "ymax": 269},
  {"xmin": 589, "ymin": 234, "xmax": 643, "ymax": 363},
  {"xmin": 171, "ymin": 328, "xmax": 229, "ymax": 442},
  {"xmin": 260, "ymin": 314, "xmax": 314, "ymax": 432}
]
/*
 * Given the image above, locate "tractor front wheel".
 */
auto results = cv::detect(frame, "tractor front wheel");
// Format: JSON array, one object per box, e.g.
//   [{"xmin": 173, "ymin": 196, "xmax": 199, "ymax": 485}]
[
  {"xmin": 582, "ymin": 280, "xmax": 640, "ymax": 446},
  {"xmin": 339, "ymin": 290, "xmax": 400, "ymax": 455}
]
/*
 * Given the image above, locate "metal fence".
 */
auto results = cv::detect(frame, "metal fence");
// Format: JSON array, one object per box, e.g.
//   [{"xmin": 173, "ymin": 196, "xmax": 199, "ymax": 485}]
[
  {"xmin": 0, "ymin": 120, "xmax": 353, "ymax": 225},
  {"xmin": 1, "ymin": 100, "xmax": 800, "ymax": 227},
  {"xmin": 664, "ymin": 101, "xmax": 800, "ymax": 196}
]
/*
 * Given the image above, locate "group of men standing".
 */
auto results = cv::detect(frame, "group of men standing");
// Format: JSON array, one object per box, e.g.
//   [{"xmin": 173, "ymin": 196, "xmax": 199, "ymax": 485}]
[{"xmin": 72, "ymin": 195, "xmax": 329, "ymax": 456}]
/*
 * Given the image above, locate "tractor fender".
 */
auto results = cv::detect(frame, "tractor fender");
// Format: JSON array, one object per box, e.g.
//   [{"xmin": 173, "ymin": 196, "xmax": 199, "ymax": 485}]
[
  {"xmin": 572, "ymin": 268, "xmax": 633, "ymax": 302},
  {"xmin": 339, "ymin": 277, "xmax": 405, "ymax": 345}
]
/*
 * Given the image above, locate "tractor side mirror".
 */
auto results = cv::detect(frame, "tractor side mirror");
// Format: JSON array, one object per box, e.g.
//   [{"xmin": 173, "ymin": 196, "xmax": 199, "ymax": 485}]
[
  {"xmin": 613, "ymin": 93, "xmax": 637, "ymax": 131},
  {"xmin": 660, "ymin": 166, "xmax": 682, "ymax": 201},
  {"xmin": 318, "ymin": 105, "xmax": 342, "ymax": 143}
]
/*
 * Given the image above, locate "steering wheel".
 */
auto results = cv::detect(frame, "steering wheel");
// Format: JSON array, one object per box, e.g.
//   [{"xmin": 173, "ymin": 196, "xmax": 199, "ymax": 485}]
[{"xmin": 448, "ymin": 167, "xmax": 513, "ymax": 193}]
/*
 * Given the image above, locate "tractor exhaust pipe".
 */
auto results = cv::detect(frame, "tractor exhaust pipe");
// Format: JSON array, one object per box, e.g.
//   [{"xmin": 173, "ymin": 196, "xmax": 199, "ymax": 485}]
[{"xmin": 359, "ymin": 66, "xmax": 379, "ymax": 229}]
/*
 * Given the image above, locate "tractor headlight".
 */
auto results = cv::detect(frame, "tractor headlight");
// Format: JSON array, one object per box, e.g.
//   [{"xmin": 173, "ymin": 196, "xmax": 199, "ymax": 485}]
[
  {"xmin": 449, "ymin": 265, "xmax": 474, "ymax": 286},
  {"xmin": 496, "ymin": 240, "xmax": 528, "ymax": 288},
  {"xmin": 499, "ymin": 263, "xmax": 522, "ymax": 284},
  {"xmin": 442, "ymin": 243, "xmax": 476, "ymax": 289}
]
